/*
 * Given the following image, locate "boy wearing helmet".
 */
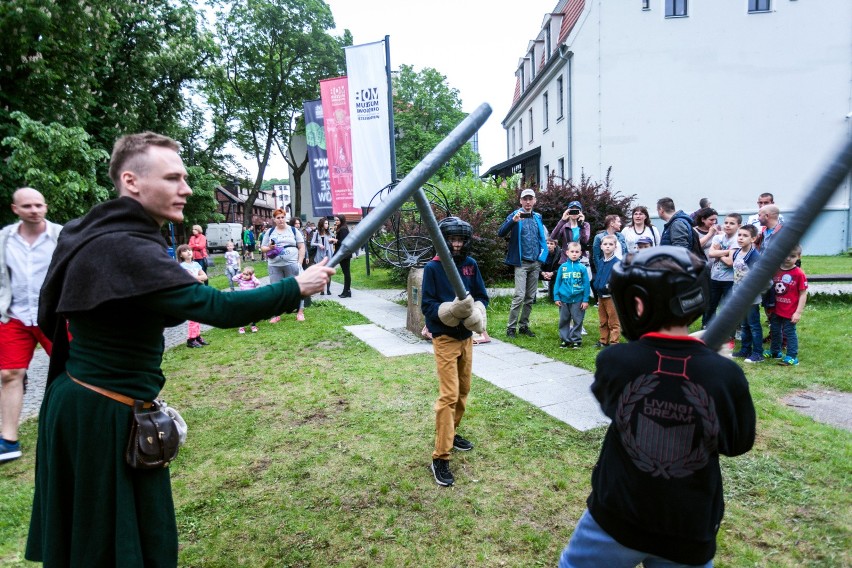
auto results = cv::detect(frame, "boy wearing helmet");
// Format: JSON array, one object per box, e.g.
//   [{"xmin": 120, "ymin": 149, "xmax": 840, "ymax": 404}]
[
  {"xmin": 421, "ymin": 217, "xmax": 489, "ymax": 487},
  {"xmin": 559, "ymin": 246, "xmax": 756, "ymax": 567}
]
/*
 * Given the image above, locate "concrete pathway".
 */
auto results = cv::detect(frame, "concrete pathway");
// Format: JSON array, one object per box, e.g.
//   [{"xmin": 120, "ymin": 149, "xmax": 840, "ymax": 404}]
[{"xmin": 330, "ymin": 282, "xmax": 609, "ymax": 431}]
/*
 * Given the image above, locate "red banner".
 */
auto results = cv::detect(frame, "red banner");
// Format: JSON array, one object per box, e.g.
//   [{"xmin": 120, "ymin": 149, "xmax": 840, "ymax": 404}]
[{"xmin": 319, "ymin": 77, "xmax": 359, "ymax": 216}]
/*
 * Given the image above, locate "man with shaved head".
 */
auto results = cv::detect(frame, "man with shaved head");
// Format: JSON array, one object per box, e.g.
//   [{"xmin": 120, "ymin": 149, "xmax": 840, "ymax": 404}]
[
  {"xmin": 755, "ymin": 204, "xmax": 783, "ymax": 253},
  {"xmin": 0, "ymin": 188, "xmax": 62, "ymax": 463}
]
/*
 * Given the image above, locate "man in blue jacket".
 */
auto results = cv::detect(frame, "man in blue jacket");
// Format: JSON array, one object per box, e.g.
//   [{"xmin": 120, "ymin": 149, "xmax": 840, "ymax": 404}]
[
  {"xmin": 657, "ymin": 197, "xmax": 695, "ymax": 250},
  {"xmin": 498, "ymin": 188, "xmax": 549, "ymax": 338}
]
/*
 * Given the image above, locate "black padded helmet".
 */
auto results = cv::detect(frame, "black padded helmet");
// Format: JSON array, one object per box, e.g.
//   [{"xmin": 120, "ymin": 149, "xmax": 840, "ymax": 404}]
[
  {"xmin": 438, "ymin": 216, "xmax": 473, "ymax": 261},
  {"xmin": 609, "ymin": 246, "xmax": 710, "ymax": 340}
]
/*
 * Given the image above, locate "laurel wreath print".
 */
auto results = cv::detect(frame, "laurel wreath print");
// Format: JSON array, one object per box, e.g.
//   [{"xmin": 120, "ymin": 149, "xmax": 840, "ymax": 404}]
[{"xmin": 616, "ymin": 374, "xmax": 720, "ymax": 479}]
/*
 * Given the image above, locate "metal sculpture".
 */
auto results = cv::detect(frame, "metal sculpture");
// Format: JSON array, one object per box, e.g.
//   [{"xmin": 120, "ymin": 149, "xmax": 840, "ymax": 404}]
[{"xmin": 366, "ymin": 181, "xmax": 451, "ymax": 269}]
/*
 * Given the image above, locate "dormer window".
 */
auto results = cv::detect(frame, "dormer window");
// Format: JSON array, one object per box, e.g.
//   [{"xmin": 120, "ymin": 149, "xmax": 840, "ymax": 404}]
[{"xmin": 545, "ymin": 22, "xmax": 552, "ymax": 56}]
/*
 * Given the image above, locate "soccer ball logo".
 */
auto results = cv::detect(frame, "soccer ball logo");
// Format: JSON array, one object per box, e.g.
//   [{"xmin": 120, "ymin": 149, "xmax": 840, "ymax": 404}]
[{"xmin": 774, "ymin": 281, "xmax": 787, "ymax": 295}]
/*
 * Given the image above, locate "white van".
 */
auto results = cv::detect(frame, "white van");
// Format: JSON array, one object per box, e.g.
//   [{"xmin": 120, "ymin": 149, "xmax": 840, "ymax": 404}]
[{"xmin": 206, "ymin": 223, "xmax": 243, "ymax": 252}]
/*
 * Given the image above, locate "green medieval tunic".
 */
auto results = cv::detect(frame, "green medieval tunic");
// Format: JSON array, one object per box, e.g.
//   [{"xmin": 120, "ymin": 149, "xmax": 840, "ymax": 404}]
[{"xmin": 26, "ymin": 198, "xmax": 302, "ymax": 567}]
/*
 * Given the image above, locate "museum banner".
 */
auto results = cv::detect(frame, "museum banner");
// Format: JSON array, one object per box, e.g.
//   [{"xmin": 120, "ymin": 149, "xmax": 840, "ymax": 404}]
[
  {"xmin": 345, "ymin": 40, "xmax": 393, "ymax": 208},
  {"xmin": 319, "ymin": 77, "xmax": 359, "ymax": 216},
  {"xmin": 302, "ymin": 99, "xmax": 332, "ymax": 218}
]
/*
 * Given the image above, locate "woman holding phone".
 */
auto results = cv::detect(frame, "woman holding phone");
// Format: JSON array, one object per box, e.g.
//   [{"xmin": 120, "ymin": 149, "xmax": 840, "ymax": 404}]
[{"xmin": 550, "ymin": 200, "xmax": 591, "ymax": 264}]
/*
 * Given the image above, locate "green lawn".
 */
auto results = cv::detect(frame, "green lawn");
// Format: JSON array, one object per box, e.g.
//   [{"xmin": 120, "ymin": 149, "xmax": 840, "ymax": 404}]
[
  {"xmin": 801, "ymin": 254, "xmax": 852, "ymax": 275},
  {"xmin": 1, "ymin": 268, "xmax": 849, "ymax": 566}
]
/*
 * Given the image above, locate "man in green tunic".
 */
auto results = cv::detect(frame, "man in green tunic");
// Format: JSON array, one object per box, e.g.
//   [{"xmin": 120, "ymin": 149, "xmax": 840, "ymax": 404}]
[{"xmin": 27, "ymin": 132, "xmax": 334, "ymax": 567}]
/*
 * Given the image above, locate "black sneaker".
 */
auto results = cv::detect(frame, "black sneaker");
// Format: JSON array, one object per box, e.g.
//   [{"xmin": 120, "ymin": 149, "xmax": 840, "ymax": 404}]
[
  {"xmin": 196, "ymin": 336, "xmax": 210, "ymax": 346},
  {"xmin": 594, "ymin": 341, "xmax": 607, "ymax": 348},
  {"xmin": 453, "ymin": 434, "xmax": 474, "ymax": 451},
  {"xmin": 506, "ymin": 328, "xmax": 517, "ymax": 338},
  {"xmin": 518, "ymin": 327, "xmax": 536, "ymax": 337},
  {"xmin": 560, "ymin": 340, "xmax": 569, "ymax": 348},
  {"xmin": 572, "ymin": 342, "xmax": 582, "ymax": 349},
  {"xmin": 187, "ymin": 339, "xmax": 202, "ymax": 348},
  {"xmin": 431, "ymin": 458, "xmax": 454, "ymax": 486}
]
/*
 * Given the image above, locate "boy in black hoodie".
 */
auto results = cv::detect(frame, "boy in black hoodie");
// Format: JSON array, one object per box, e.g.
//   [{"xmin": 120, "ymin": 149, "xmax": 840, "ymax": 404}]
[{"xmin": 559, "ymin": 246, "xmax": 756, "ymax": 568}]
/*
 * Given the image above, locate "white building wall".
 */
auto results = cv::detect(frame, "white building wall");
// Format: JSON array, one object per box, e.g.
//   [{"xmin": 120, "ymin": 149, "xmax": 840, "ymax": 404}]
[
  {"xmin": 504, "ymin": 0, "xmax": 852, "ymax": 253},
  {"xmin": 567, "ymin": 0, "xmax": 851, "ymax": 252}
]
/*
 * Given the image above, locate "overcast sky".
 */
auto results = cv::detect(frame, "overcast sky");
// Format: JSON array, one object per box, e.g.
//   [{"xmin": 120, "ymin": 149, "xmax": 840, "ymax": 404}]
[{"xmin": 242, "ymin": 0, "xmax": 558, "ymax": 180}]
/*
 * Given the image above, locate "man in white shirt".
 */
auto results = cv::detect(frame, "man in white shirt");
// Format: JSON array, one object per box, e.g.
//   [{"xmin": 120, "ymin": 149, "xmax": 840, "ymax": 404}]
[
  {"xmin": 0, "ymin": 188, "xmax": 62, "ymax": 463},
  {"xmin": 747, "ymin": 192, "xmax": 784, "ymax": 227}
]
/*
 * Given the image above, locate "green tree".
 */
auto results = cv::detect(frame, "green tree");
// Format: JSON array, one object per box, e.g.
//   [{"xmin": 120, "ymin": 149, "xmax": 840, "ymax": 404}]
[
  {"xmin": 208, "ymin": 0, "xmax": 351, "ymax": 226},
  {"xmin": 393, "ymin": 65, "xmax": 481, "ymax": 181},
  {"xmin": 1, "ymin": 112, "xmax": 111, "ymax": 224},
  {"xmin": 0, "ymin": 0, "xmax": 216, "ymax": 192}
]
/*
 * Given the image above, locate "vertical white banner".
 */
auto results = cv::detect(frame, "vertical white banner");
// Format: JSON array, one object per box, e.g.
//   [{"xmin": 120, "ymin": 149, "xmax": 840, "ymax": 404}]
[{"xmin": 345, "ymin": 40, "xmax": 392, "ymax": 208}]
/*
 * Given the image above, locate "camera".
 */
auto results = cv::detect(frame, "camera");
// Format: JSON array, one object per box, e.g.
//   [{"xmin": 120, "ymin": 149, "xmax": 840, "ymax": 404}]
[
  {"xmin": 519, "ymin": 212, "xmax": 532, "ymax": 218},
  {"xmin": 568, "ymin": 209, "xmax": 581, "ymax": 216}
]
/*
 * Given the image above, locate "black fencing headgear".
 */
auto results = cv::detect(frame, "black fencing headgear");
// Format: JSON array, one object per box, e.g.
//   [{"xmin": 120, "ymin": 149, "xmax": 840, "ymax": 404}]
[
  {"xmin": 610, "ymin": 245, "xmax": 710, "ymax": 340},
  {"xmin": 438, "ymin": 216, "xmax": 473, "ymax": 261}
]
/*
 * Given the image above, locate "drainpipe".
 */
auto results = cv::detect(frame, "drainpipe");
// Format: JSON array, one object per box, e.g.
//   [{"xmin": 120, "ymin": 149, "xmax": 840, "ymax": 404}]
[{"xmin": 557, "ymin": 45, "xmax": 574, "ymax": 179}]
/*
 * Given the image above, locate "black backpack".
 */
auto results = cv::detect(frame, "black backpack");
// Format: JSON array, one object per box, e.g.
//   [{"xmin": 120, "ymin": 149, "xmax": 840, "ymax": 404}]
[{"xmin": 678, "ymin": 217, "xmax": 705, "ymax": 258}]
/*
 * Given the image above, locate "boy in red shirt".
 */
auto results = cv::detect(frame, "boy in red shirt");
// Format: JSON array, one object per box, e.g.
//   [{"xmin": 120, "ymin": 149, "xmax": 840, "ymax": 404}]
[{"xmin": 766, "ymin": 244, "xmax": 807, "ymax": 366}]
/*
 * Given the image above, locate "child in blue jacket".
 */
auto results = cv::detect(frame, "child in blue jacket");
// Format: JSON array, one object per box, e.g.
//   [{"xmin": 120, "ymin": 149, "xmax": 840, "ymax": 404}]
[{"xmin": 554, "ymin": 242, "xmax": 590, "ymax": 348}]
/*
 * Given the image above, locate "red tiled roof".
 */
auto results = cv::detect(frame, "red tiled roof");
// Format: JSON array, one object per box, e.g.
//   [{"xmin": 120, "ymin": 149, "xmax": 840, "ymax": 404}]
[
  {"xmin": 512, "ymin": 76, "xmax": 521, "ymax": 105},
  {"xmin": 539, "ymin": 48, "xmax": 545, "ymax": 72},
  {"xmin": 558, "ymin": 0, "xmax": 585, "ymax": 43}
]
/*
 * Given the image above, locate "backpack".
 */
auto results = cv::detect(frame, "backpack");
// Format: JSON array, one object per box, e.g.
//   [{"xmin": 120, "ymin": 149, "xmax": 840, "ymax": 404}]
[{"xmin": 677, "ymin": 217, "xmax": 704, "ymax": 258}]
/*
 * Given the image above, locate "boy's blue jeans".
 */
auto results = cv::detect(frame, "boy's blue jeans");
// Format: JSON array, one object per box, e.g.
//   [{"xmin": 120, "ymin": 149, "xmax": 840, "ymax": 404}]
[
  {"xmin": 559, "ymin": 509, "xmax": 713, "ymax": 568},
  {"xmin": 740, "ymin": 304, "xmax": 763, "ymax": 356},
  {"xmin": 770, "ymin": 314, "xmax": 798, "ymax": 358}
]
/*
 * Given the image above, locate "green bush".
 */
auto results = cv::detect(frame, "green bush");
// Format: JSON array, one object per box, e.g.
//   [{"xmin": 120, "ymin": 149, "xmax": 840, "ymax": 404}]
[
  {"xmin": 366, "ymin": 170, "xmax": 636, "ymax": 286},
  {"xmin": 534, "ymin": 168, "xmax": 636, "ymax": 236}
]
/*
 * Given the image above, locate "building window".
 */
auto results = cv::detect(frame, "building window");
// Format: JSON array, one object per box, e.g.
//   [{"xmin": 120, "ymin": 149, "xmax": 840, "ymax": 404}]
[
  {"xmin": 642, "ymin": 0, "xmax": 650, "ymax": 9},
  {"xmin": 558, "ymin": 158, "xmax": 565, "ymax": 181},
  {"xmin": 557, "ymin": 77, "xmax": 564, "ymax": 119},
  {"xmin": 666, "ymin": 0, "xmax": 687, "ymax": 17},
  {"xmin": 519, "ymin": 119, "xmax": 523, "ymax": 151},
  {"xmin": 543, "ymin": 92, "xmax": 549, "ymax": 131},
  {"xmin": 748, "ymin": 0, "xmax": 770, "ymax": 12},
  {"xmin": 544, "ymin": 165, "xmax": 550, "ymax": 182},
  {"xmin": 545, "ymin": 22, "xmax": 552, "ymax": 56},
  {"xmin": 520, "ymin": 67, "xmax": 525, "ymax": 93},
  {"xmin": 529, "ymin": 53, "xmax": 535, "ymax": 81},
  {"xmin": 528, "ymin": 109, "xmax": 534, "ymax": 143},
  {"xmin": 511, "ymin": 127, "xmax": 516, "ymax": 155}
]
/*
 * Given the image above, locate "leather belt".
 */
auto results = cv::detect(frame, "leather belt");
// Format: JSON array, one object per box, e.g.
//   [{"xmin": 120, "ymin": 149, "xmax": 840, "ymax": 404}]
[{"xmin": 69, "ymin": 374, "xmax": 153, "ymax": 409}]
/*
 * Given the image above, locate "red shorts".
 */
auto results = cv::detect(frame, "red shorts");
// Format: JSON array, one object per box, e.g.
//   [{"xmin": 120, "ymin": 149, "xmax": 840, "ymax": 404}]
[{"xmin": 0, "ymin": 318, "xmax": 52, "ymax": 370}]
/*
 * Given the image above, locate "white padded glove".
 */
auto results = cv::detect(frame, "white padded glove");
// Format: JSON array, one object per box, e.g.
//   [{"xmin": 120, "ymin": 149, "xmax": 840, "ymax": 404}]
[
  {"xmin": 160, "ymin": 401, "xmax": 188, "ymax": 446},
  {"xmin": 450, "ymin": 295, "xmax": 474, "ymax": 319},
  {"xmin": 463, "ymin": 301, "xmax": 487, "ymax": 333},
  {"xmin": 438, "ymin": 302, "xmax": 460, "ymax": 326}
]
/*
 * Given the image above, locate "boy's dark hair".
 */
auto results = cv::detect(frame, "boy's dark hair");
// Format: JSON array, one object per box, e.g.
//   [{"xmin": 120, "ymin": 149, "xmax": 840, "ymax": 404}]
[
  {"xmin": 738, "ymin": 224, "xmax": 758, "ymax": 238},
  {"xmin": 610, "ymin": 246, "xmax": 709, "ymax": 340},
  {"xmin": 725, "ymin": 212, "xmax": 742, "ymax": 224}
]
